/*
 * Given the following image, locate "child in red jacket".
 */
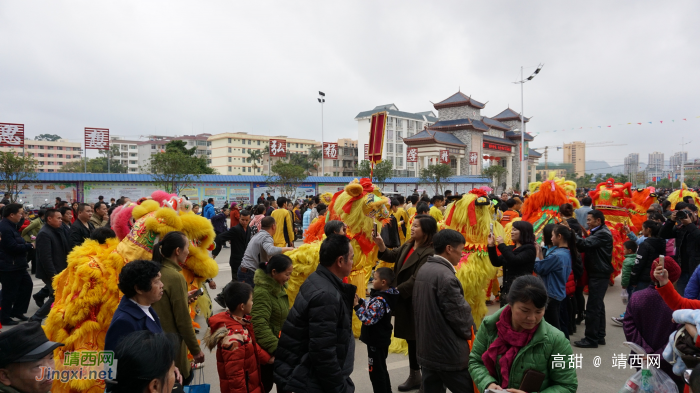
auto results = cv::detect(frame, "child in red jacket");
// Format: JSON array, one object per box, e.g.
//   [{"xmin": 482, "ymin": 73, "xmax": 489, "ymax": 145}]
[{"xmin": 204, "ymin": 282, "xmax": 273, "ymax": 393}]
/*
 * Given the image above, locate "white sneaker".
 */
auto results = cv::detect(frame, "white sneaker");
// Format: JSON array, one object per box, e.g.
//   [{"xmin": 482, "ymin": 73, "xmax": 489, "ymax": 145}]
[{"xmin": 610, "ymin": 317, "xmax": 623, "ymax": 327}]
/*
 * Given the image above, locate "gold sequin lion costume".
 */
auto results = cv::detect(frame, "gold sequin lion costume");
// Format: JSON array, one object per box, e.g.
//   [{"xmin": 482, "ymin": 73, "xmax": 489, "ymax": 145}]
[
  {"xmin": 284, "ymin": 178, "xmax": 391, "ymax": 337},
  {"xmin": 44, "ymin": 192, "xmax": 218, "ymax": 393},
  {"xmin": 667, "ymin": 183, "xmax": 700, "ymax": 209}
]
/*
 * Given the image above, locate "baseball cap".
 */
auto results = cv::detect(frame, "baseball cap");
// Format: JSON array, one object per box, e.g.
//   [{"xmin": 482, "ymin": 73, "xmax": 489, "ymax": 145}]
[{"xmin": 0, "ymin": 322, "xmax": 64, "ymax": 368}]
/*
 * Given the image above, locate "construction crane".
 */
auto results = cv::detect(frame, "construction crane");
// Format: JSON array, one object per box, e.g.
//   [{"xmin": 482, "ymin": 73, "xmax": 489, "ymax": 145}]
[{"xmin": 532, "ymin": 141, "xmax": 626, "ymax": 170}]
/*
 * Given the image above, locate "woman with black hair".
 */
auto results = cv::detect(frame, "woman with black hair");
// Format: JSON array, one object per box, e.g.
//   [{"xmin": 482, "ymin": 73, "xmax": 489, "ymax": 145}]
[
  {"xmin": 468, "ymin": 275, "xmax": 578, "ymax": 393},
  {"xmin": 559, "ymin": 203, "xmax": 583, "ymax": 237},
  {"xmin": 251, "ymin": 254, "xmax": 293, "ymax": 392},
  {"xmin": 374, "ymin": 215, "xmax": 437, "ymax": 391},
  {"xmin": 151, "ymin": 231, "xmax": 204, "ymax": 385},
  {"xmin": 105, "ymin": 259, "xmax": 167, "ymax": 351},
  {"xmin": 487, "ymin": 220, "xmax": 537, "ymax": 307},
  {"xmin": 108, "ymin": 331, "xmax": 178, "ymax": 393}
]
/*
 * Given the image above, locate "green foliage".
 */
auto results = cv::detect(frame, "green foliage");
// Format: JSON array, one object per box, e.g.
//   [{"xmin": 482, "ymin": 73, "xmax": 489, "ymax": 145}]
[
  {"xmin": 0, "ymin": 151, "xmax": 39, "ymax": 202},
  {"xmin": 482, "ymin": 165, "xmax": 507, "ymax": 189},
  {"xmin": 357, "ymin": 160, "xmax": 393, "ymax": 186},
  {"xmin": 63, "ymin": 145, "xmax": 127, "ymax": 173},
  {"xmin": 35, "ymin": 134, "xmax": 62, "ymax": 141},
  {"xmin": 419, "ymin": 164, "xmax": 452, "ymax": 195},
  {"xmin": 267, "ymin": 160, "xmax": 307, "ymax": 198},
  {"xmin": 145, "ymin": 140, "xmax": 216, "ymax": 194},
  {"xmin": 248, "ymin": 149, "xmax": 263, "ymax": 171}
]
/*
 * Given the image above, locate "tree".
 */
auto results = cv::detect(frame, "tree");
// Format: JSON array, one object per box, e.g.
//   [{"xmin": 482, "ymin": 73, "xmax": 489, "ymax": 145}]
[
  {"xmin": 63, "ymin": 145, "xmax": 126, "ymax": 173},
  {"xmin": 308, "ymin": 146, "xmax": 322, "ymax": 175},
  {"xmin": 482, "ymin": 165, "xmax": 507, "ymax": 191},
  {"xmin": 357, "ymin": 160, "xmax": 393, "ymax": 187},
  {"xmin": 35, "ymin": 134, "xmax": 62, "ymax": 141},
  {"xmin": 248, "ymin": 149, "xmax": 263, "ymax": 172},
  {"xmin": 144, "ymin": 141, "xmax": 216, "ymax": 194},
  {"xmin": 0, "ymin": 151, "xmax": 39, "ymax": 203},
  {"xmin": 419, "ymin": 164, "xmax": 452, "ymax": 195},
  {"xmin": 267, "ymin": 160, "xmax": 307, "ymax": 199}
]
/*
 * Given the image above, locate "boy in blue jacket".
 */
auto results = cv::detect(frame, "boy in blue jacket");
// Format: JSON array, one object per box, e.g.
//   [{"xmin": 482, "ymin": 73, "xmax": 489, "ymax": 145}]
[{"xmin": 534, "ymin": 225, "xmax": 574, "ymax": 334}]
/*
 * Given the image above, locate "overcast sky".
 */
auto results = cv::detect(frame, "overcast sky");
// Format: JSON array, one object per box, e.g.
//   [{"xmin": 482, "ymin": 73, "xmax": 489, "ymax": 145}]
[{"xmin": 1, "ymin": 1, "xmax": 698, "ymax": 166}]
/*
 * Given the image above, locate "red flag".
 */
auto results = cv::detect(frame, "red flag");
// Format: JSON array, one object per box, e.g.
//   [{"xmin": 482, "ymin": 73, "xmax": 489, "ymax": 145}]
[{"xmin": 368, "ymin": 112, "xmax": 387, "ymax": 164}]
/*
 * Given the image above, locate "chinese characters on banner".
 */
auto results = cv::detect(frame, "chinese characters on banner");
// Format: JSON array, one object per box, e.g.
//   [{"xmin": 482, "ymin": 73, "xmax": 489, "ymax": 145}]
[
  {"xmin": 84, "ymin": 128, "xmax": 110, "ymax": 150},
  {"xmin": 0, "ymin": 123, "xmax": 25, "ymax": 148},
  {"xmin": 469, "ymin": 152, "xmax": 479, "ymax": 165},
  {"xmin": 406, "ymin": 148, "xmax": 418, "ymax": 162},
  {"xmin": 323, "ymin": 142, "xmax": 338, "ymax": 159},
  {"xmin": 269, "ymin": 139, "xmax": 287, "ymax": 157},
  {"xmin": 439, "ymin": 150, "xmax": 450, "ymax": 164},
  {"xmin": 364, "ymin": 144, "xmax": 369, "ymax": 160}
]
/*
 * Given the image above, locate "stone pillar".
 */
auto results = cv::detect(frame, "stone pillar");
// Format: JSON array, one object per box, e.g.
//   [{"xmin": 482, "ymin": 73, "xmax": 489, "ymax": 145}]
[
  {"xmin": 530, "ymin": 164, "xmax": 537, "ymax": 184},
  {"xmin": 506, "ymin": 155, "xmax": 513, "ymax": 190},
  {"xmin": 456, "ymin": 157, "xmax": 461, "ymax": 176},
  {"xmin": 423, "ymin": 155, "xmax": 429, "ymax": 170}
]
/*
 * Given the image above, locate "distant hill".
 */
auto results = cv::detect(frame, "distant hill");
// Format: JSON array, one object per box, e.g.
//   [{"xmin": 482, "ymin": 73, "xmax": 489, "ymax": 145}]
[{"xmin": 585, "ymin": 160, "xmax": 621, "ymax": 175}]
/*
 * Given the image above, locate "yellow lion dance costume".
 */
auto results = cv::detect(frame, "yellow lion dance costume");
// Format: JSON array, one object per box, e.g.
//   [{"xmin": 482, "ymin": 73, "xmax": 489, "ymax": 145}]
[
  {"xmin": 44, "ymin": 193, "xmax": 218, "ymax": 393},
  {"xmin": 667, "ymin": 183, "xmax": 700, "ymax": 209},
  {"xmin": 285, "ymin": 179, "xmax": 390, "ymax": 337}
]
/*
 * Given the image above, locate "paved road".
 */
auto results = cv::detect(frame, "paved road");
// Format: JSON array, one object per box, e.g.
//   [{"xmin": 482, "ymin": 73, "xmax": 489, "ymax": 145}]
[{"xmin": 6, "ymin": 244, "xmax": 643, "ymax": 392}]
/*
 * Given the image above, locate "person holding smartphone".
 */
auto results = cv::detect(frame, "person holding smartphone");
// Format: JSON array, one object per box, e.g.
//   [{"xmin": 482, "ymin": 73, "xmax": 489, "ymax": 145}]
[
  {"xmin": 659, "ymin": 202, "xmax": 700, "ymax": 294},
  {"xmin": 487, "ymin": 221, "xmax": 537, "ymax": 308}
]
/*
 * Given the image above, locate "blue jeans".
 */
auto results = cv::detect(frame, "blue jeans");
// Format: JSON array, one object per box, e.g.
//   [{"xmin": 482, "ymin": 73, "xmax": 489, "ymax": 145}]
[
  {"xmin": 237, "ymin": 266, "xmax": 255, "ymax": 288},
  {"xmin": 676, "ymin": 272, "xmax": 691, "ymax": 296}
]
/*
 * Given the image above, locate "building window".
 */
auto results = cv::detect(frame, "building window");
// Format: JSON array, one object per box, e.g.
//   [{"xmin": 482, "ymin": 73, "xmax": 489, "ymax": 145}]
[
  {"xmin": 228, "ymin": 157, "xmax": 232, "ymax": 162},
  {"xmin": 396, "ymin": 119, "xmax": 402, "ymax": 128},
  {"xmin": 396, "ymin": 144, "xmax": 403, "ymax": 154},
  {"xmin": 387, "ymin": 143, "xmax": 394, "ymax": 153},
  {"xmin": 396, "ymin": 157, "xmax": 403, "ymax": 167},
  {"xmin": 130, "ymin": 145, "xmax": 137, "ymax": 149},
  {"xmin": 248, "ymin": 167, "xmax": 252, "ymax": 172},
  {"xmin": 397, "ymin": 131, "xmax": 402, "ymax": 140},
  {"xmin": 39, "ymin": 146, "xmax": 44, "ymax": 150},
  {"xmin": 57, "ymin": 154, "xmax": 63, "ymax": 158},
  {"xmin": 387, "ymin": 130, "xmax": 393, "ymax": 140},
  {"xmin": 151, "ymin": 144, "xmax": 156, "ymax": 149},
  {"xmin": 333, "ymin": 160, "xmax": 339, "ymax": 167},
  {"xmin": 228, "ymin": 166, "xmax": 232, "ymax": 172},
  {"xmin": 228, "ymin": 138, "xmax": 232, "ymax": 143},
  {"xmin": 416, "ymin": 122, "xmax": 422, "ymax": 130},
  {"xmin": 39, "ymin": 153, "xmax": 45, "ymax": 157},
  {"xmin": 48, "ymin": 146, "xmax": 54, "ymax": 150},
  {"xmin": 197, "ymin": 140, "xmax": 206, "ymax": 146},
  {"xmin": 228, "ymin": 147, "xmax": 232, "ymax": 153},
  {"xmin": 57, "ymin": 146, "xmax": 63, "ymax": 150},
  {"xmin": 48, "ymin": 169, "xmax": 54, "ymax": 172}
]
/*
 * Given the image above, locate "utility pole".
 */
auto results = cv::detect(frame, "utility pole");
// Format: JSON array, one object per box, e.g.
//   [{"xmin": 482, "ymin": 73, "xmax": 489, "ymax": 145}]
[{"xmin": 680, "ymin": 137, "xmax": 692, "ymax": 185}]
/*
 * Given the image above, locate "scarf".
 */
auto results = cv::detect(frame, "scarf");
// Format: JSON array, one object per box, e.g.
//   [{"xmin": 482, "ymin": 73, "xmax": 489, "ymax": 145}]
[{"xmin": 481, "ymin": 305, "xmax": 538, "ymax": 388}]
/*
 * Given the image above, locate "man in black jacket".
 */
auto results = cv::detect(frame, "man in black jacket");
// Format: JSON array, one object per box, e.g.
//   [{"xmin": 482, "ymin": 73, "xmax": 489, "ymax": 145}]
[
  {"xmin": 29, "ymin": 209, "xmax": 69, "ymax": 323},
  {"xmin": 659, "ymin": 202, "xmax": 700, "ymax": 294},
  {"xmin": 414, "ymin": 229, "xmax": 475, "ymax": 393},
  {"xmin": 0, "ymin": 203, "xmax": 35, "ymax": 325},
  {"xmin": 570, "ymin": 209, "xmax": 613, "ymax": 349},
  {"xmin": 69, "ymin": 203, "xmax": 95, "ymax": 250},
  {"xmin": 629, "ymin": 220, "xmax": 666, "ymax": 292},
  {"xmin": 212, "ymin": 210, "xmax": 252, "ymax": 307},
  {"xmin": 274, "ymin": 234, "xmax": 357, "ymax": 393}
]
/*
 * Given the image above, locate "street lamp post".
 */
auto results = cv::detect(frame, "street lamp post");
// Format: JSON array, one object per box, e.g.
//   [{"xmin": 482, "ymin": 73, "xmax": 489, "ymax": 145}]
[
  {"xmin": 318, "ymin": 91, "xmax": 325, "ymax": 176},
  {"xmin": 514, "ymin": 64, "xmax": 544, "ymax": 193},
  {"xmin": 680, "ymin": 137, "xmax": 692, "ymax": 185}
]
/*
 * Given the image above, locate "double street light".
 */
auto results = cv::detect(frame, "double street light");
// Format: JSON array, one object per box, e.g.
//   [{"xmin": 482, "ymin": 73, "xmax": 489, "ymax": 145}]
[
  {"xmin": 514, "ymin": 64, "xmax": 544, "ymax": 193},
  {"xmin": 318, "ymin": 91, "xmax": 325, "ymax": 175}
]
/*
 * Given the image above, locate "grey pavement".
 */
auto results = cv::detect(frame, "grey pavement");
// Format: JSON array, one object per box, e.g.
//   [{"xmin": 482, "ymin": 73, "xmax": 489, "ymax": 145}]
[{"xmin": 6, "ymin": 243, "xmax": 643, "ymax": 392}]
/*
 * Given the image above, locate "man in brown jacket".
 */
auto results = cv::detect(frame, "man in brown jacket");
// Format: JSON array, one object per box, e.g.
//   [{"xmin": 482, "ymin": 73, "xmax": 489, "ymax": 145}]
[{"xmin": 413, "ymin": 229, "xmax": 474, "ymax": 393}]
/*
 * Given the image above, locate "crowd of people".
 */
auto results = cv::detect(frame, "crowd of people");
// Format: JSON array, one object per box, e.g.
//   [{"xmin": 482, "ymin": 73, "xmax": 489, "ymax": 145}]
[{"xmin": 2, "ymin": 186, "xmax": 700, "ymax": 393}]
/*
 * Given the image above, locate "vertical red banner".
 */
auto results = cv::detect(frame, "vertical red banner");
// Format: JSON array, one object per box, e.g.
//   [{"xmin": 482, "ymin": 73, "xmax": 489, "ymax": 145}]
[
  {"xmin": 364, "ymin": 144, "xmax": 369, "ymax": 160},
  {"xmin": 406, "ymin": 148, "xmax": 418, "ymax": 162},
  {"xmin": 0, "ymin": 123, "xmax": 25, "ymax": 148},
  {"xmin": 469, "ymin": 152, "xmax": 478, "ymax": 165},
  {"xmin": 368, "ymin": 112, "xmax": 387, "ymax": 163},
  {"xmin": 439, "ymin": 150, "xmax": 450, "ymax": 164}
]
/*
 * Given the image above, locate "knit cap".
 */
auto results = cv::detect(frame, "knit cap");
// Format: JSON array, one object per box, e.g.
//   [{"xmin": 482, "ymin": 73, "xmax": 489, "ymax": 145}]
[{"xmin": 650, "ymin": 256, "xmax": 680, "ymax": 284}]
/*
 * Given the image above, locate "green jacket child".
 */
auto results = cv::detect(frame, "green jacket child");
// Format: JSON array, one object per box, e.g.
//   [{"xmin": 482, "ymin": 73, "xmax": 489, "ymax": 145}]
[{"xmin": 620, "ymin": 253, "xmax": 637, "ymax": 288}]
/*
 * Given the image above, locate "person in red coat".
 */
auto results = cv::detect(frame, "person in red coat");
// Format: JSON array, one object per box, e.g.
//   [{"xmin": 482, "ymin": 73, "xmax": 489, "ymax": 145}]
[
  {"xmin": 230, "ymin": 202, "xmax": 241, "ymax": 228},
  {"xmin": 204, "ymin": 282, "xmax": 273, "ymax": 393}
]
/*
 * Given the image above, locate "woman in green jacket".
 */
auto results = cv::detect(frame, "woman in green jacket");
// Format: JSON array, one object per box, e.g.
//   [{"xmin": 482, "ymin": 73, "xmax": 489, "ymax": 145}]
[
  {"xmin": 251, "ymin": 253, "xmax": 293, "ymax": 392},
  {"xmin": 469, "ymin": 275, "xmax": 578, "ymax": 393}
]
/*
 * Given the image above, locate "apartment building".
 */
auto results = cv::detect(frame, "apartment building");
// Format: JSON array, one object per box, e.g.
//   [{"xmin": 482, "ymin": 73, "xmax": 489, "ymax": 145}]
[
  {"xmin": 109, "ymin": 137, "xmax": 141, "ymax": 173},
  {"xmin": 624, "ymin": 153, "xmax": 640, "ymax": 180},
  {"xmin": 648, "ymin": 151, "xmax": 664, "ymax": 171},
  {"xmin": 670, "ymin": 151, "xmax": 688, "ymax": 170},
  {"xmin": 322, "ymin": 138, "xmax": 358, "ymax": 177},
  {"xmin": 0, "ymin": 139, "xmax": 82, "ymax": 172},
  {"xmin": 137, "ymin": 134, "xmax": 212, "ymax": 172},
  {"xmin": 563, "ymin": 141, "xmax": 586, "ymax": 177},
  {"xmin": 208, "ymin": 132, "xmax": 320, "ymax": 175}
]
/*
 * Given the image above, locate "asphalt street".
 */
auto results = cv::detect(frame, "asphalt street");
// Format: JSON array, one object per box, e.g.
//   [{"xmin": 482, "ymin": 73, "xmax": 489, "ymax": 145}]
[{"xmin": 7, "ymin": 243, "xmax": 643, "ymax": 393}]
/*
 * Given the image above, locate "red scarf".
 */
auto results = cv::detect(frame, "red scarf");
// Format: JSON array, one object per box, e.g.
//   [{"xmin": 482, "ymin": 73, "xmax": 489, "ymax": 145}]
[{"xmin": 481, "ymin": 305, "xmax": 538, "ymax": 388}]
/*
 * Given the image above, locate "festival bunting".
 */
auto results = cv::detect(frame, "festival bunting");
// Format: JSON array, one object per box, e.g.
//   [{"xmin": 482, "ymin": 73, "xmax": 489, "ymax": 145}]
[{"xmin": 533, "ymin": 115, "xmax": 700, "ymax": 136}]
